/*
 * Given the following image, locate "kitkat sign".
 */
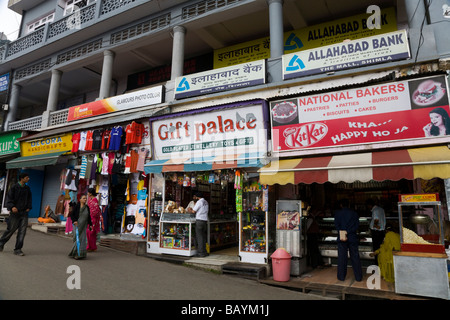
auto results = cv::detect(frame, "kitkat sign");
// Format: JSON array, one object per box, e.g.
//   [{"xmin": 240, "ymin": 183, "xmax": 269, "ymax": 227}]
[{"xmin": 271, "ymin": 75, "xmax": 450, "ymax": 152}]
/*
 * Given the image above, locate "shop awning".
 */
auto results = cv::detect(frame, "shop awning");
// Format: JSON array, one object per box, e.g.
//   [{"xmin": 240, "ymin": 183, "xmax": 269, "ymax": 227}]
[
  {"xmin": 6, "ymin": 151, "xmax": 68, "ymax": 169},
  {"xmin": 259, "ymin": 146, "xmax": 450, "ymax": 185},
  {"xmin": 144, "ymin": 152, "xmax": 266, "ymax": 174}
]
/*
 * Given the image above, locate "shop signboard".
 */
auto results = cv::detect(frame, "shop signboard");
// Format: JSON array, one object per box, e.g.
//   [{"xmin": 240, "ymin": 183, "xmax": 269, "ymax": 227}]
[
  {"xmin": 152, "ymin": 104, "xmax": 267, "ymax": 161},
  {"xmin": 174, "ymin": 60, "xmax": 265, "ymax": 99},
  {"xmin": 398, "ymin": 193, "xmax": 439, "ymax": 202},
  {"xmin": 0, "ymin": 131, "xmax": 21, "ymax": 155},
  {"xmin": 213, "ymin": 7, "xmax": 397, "ymax": 68},
  {"xmin": 271, "ymin": 75, "xmax": 450, "ymax": 152},
  {"xmin": 21, "ymin": 133, "xmax": 73, "ymax": 157},
  {"xmin": 0, "ymin": 73, "xmax": 9, "ymax": 92},
  {"xmin": 282, "ymin": 30, "xmax": 410, "ymax": 80},
  {"xmin": 67, "ymin": 86, "xmax": 164, "ymax": 121}
]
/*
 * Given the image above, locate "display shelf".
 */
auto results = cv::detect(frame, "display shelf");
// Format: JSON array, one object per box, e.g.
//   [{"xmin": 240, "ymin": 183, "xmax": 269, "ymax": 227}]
[
  {"xmin": 317, "ymin": 217, "xmax": 374, "ymax": 261},
  {"xmin": 209, "ymin": 220, "xmax": 238, "ymax": 250},
  {"xmin": 159, "ymin": 212, "xmax": 197, "ymax": 256}
]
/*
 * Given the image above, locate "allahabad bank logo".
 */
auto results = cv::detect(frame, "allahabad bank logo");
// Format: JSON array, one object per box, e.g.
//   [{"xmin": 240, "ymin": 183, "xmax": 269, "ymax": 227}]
[
  {"xmin": 176, "ymin": 77, "xmax": 190, "ymax": 92},
  {"xmin": 284, "ymin": 33, "xmax": 304, "ymax": 51},
  {"xmin": 286, "ymin": 54, "xmax": 306, "ymax": 72},
  {"xmin": 283, "ymin": 123, "xmax": 328, "ymax": 148}
]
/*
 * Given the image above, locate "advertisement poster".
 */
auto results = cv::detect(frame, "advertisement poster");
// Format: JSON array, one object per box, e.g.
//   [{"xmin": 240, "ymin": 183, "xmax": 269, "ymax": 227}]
[
  {"xmin": 214, "ymin": 7, "xmax": 397, "ymax": 68},
  {"xmin": 271, "ymin": 75, "xmax": 449, "ymax": 152},
  {"xmin": 282, "ymin": 30, "xmax": 410, "ymax": 79},
  {"xmin": 276, "ymin": 211, "xmax": 300, "ymax": 230},
  {"xmin": 152, "ymin": 105, "xmax": 266, "ymax": 161},
  {"xmin": 67, "ymin": 86, "xmax": 164, "ymax": 121}
]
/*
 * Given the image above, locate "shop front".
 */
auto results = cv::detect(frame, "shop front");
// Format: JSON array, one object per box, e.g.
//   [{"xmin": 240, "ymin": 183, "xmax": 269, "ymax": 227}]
[
  {"xmin": 258, "ymin": 73, "xmax": 450, "ymax": 296},
  {"xmin": 144, "ymin": 100, "xmax": 273, "ymax": 264},
  {"xmin": 0, "ymin": 130, "xmax": 22, "ymax": 216},
  {"xmin": 5, "ymin": 133, "xmax": 74, "ymax": 220}
]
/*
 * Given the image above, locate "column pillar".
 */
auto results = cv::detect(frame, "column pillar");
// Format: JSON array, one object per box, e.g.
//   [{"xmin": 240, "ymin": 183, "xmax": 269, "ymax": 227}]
[
  {"xmin": 4, "ymin": 84, "xmax": 21, "ymax": 130},
  {"xmin": 46, "ymin": 69, "xmax": 63, "ymax": 112},
  {"xmin": 171, "ymin": 26, "xmax": 186, "ymax": 80},
  {"xmin": 98, "ymin": 50, "xmax": 115, "ymax": 100},
  {"xmin": 267, "ymin": 0, "xmax": 284, "ymax": 58}
]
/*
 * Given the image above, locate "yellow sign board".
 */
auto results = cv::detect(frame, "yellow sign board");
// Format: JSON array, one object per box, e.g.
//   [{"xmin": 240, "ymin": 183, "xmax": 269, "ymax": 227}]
[
  {"xmin": 21, "ymin": 133, "xmax": 73, "ymax": 157},
  {"xmin": 399, "ymin": 194, "xmax": 439, "ymax": 203},
  {"xmin": 214, "ymin": 7, "xmax": 397, "ymax": 68}
]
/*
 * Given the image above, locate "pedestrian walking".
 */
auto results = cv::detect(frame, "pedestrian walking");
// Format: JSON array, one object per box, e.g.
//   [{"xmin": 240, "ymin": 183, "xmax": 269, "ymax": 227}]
[
  {"xmin": 0, "ymin": 173, "xmax": 32, "ymax": 256},
  {"xmin": 86, "ymin": 188, "xmax": 101, "ymax": 252},
  {"xmin": 68, "ymin": 195, "xmax": 92, "ymax": 260}
]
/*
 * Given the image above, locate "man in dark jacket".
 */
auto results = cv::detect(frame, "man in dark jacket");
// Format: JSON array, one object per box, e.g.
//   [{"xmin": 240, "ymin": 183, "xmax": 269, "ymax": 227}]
[
  {"xmin": 0, "ymin": 173, "xmax": 32, "ymax": 256},
  {"xmin": 334, "ymin": 198, "xmax": 362, "ymax": 282}
]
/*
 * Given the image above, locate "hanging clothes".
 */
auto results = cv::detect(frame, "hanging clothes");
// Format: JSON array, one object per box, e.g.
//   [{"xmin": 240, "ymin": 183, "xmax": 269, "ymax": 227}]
[
  {"xmin": 102, "ymin": 129, "xmax": 111, "ymax": 150},
  {"xmin": 71, "ymin": 132, "xmax": 81, "ymax": 153},
  {"xmin": 79, "ymin": 155, "xmax": 88, "ymax": 179},
  {"xmin": 136, "ymin": 148, "xmax": 148, "ymax": 172},
  {"xmin": 101, "ymin": 152, "xmax": 109, "ymax": 175},
  {"xmin": 109, "ymin": 126, "xmax": 123, "ymax": 151},
  {"xmin": 130, "ymin": 149, "xmax": 139, "ymax": 173},
  {"xmin": 85, "ymin": 130, "xmax": 93, "ymax": 151},
  {"xmin": 54, "ymin": 194, "xmax": 66, "ymax": 215},
  {"xmin": 112, "ymin": 153, "xmax": 123, "ymax": 173},
  {"xmin": 85, "ymin": 154, "xmax": 94, "ymax": 181},
  {"xmin": 92, "ymin": 129, "xmax": 103, "ymax": 150},
  {"xmin": 79, "ymin": 131, "xmax": 87, "ymax": 151},
  {"xmin": 64, "ymin": 169, "xmax": 78, "ymax": 191}
]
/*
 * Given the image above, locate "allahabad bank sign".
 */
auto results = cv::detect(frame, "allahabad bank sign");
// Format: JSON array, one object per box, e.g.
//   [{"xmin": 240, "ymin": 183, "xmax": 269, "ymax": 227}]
[
  {"xmin": 282, "ymin": 30, "xmax": 410, "ymax": 79},
  {"xmin": 271, "ymin": 75, "xmax": 450, "ymax": 152},
  {"xmin": 213, "ymin": 7, "xmax": 397, "ymax": 68}
]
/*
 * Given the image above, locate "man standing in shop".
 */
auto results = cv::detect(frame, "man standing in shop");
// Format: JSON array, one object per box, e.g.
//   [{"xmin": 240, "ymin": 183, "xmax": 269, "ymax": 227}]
[
  {"xmin": 366, "ymin": 198, "xmax": 386, "ymax": 258},
  {"xmin": 188, "ymin": 192, "xmax": 209, "ymax": 257},
  {"xmin": 0, "ymin": 173, "xmax": 32, "ymax": 256},
  {"xmin": 334, "ymin": 198, "xmax": 362, "ymax": 282}
]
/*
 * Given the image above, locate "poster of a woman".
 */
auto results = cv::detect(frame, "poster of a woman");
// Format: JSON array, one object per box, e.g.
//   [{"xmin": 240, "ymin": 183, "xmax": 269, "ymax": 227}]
[{"xmin": 423, "ymin": 107, "xmax": 450, "ymax": 137}]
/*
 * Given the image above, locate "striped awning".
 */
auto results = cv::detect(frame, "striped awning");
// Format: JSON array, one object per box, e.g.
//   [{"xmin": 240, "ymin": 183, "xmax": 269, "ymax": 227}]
[
  {"xmin": 144, "ymin": 152, "xmax": 265, "ymax": 174},
  {"xmin": 259, "ymin": 146, "xmax": 450, "ymax": 185}
]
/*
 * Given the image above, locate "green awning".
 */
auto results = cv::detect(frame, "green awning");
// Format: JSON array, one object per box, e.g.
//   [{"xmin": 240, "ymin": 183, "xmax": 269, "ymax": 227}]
[{"xmin": 6, "ymin": 151, "xmax": 67, "ymax": 169}]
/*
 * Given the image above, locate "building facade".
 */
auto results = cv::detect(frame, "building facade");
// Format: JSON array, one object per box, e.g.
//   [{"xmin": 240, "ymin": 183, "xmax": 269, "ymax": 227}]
[{"xmin": 0, "ymin": 0, "xmax": 450, "ymax": 297}]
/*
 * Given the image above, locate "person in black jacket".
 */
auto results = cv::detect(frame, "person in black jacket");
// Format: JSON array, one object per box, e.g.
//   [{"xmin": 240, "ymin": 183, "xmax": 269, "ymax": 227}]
[
  {"xmin": 0, "ymin": 173, "xmax": 32, "ymax": 256},
  {"xmin": 334, "ymin": 198, "xmax": 362, "ymax": 282}
]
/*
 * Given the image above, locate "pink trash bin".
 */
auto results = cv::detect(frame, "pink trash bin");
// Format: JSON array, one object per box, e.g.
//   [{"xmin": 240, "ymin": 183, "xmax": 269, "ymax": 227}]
[{"xmin": 271, "ymin": 248, "xmax": 292, "ymax": 282}]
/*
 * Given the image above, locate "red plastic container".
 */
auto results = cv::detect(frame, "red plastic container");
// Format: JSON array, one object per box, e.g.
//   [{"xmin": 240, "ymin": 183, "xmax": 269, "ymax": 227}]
[{"xmin": 271, "ymin": 248, "xmax": 292, "ymax": 282}]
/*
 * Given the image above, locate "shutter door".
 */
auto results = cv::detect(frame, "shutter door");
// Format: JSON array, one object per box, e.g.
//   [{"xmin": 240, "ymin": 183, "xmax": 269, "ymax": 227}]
[{"xmin": 40, "ymin": 164, "xmax": 66, "ymax": 216}]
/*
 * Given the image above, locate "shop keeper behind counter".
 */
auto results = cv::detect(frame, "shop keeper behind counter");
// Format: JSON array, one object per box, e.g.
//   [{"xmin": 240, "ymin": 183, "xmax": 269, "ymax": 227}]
[{"xmin": 147, "ymin": 169, "xmax": 273, "ymax": 263}]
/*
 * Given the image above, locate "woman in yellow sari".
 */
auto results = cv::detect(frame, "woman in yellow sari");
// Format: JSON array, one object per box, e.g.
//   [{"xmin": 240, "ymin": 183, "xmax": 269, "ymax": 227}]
[{"xmin": 369, "ymin": 223, "xmax": 401, "ymax": 283}]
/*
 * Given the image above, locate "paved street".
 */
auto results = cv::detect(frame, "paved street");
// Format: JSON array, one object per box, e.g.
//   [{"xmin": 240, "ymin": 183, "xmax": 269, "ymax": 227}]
[{"xmin": 0, "ymin": 222, "xmax": 334, "ymax": 302}]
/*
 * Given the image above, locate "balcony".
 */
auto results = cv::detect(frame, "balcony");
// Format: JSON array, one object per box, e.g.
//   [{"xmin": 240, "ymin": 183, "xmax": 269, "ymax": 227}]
[{"xmin": 0, "ymin": 0, "xmax": 179, "ymax": 67}]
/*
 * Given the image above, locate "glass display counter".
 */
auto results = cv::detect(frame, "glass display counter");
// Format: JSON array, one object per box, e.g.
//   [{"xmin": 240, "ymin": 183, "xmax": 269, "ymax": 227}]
[
  {"xmin": 159, "ymin": 212, "xmax": 197, "ymax": 256},
  {"xmin": 239, "ymin": 210, "xmax": 268, "ymax": 264}
]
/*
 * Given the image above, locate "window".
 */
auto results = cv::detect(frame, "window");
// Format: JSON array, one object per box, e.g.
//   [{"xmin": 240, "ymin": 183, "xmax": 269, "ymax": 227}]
[
  {"xmin": 26, "ymin": 12, "xmax": 55, "ymax": 34},
  {"xmin": 64, "ymin": 0, "xmax": 96, "ymax": 16}
]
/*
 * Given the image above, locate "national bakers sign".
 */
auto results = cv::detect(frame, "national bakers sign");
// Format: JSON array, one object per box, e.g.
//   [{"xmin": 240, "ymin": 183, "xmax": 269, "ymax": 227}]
[{"xmin": 271, "ymin": 75, "xmax": 450, "ymax": 152}]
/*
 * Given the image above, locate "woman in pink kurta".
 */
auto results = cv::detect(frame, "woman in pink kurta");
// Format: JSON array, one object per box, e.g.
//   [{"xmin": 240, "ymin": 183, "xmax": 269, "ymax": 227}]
[{"xmin": 86, "ymin": 188, "xmax": 101, "ymax": 251}]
